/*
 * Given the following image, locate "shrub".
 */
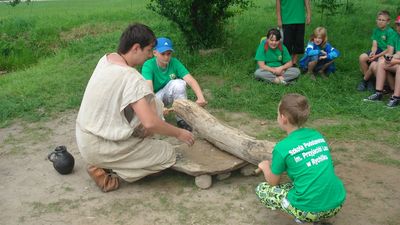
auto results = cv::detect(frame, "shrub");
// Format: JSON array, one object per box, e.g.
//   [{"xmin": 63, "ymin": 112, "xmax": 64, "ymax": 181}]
[{"xmin": 148, "ymin": 0, "xmax": 253, "ymax": 50}]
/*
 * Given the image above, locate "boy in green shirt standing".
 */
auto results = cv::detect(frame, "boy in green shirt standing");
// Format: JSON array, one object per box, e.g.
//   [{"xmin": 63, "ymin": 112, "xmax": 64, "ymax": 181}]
[
  {"xmin": 276, "ymin": 0, "xmax": 312, "ymax": 66},
  {"xmin": 142, "ymin": 37, "xmax": 207, "ymax": 131},
  {"xmin": 255, "ymin": 94, "xmax": 346, "ymax": 224}
]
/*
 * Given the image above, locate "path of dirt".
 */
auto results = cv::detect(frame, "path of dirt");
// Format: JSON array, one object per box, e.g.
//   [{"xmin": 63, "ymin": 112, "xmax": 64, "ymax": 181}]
[{"xmin": 0, "ymin": 111, "xmax": 399, "ymax": 225}]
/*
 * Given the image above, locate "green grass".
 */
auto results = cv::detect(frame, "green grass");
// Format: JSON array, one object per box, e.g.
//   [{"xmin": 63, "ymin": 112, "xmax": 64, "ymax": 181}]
[{"xmin": 0, "ymin": 0, "xmax": 399, "ymax": 149}]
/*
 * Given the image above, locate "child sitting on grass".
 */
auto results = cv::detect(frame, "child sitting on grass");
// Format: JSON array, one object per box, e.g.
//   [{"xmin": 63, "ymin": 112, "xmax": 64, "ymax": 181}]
[
  {"xmin": 357, "ymin": 10, "xmax": 396, "ymax": 92},
  {"xmin": 299, "ymin": 27, "xmax": 340, "ymax": 80},
  {"xmin": 255, "ymin": 93, "xmax": 346, "ymax": 224},
  {"xmin": 364, "ymin": 15, "xmax": 400, "ymax": 108},
  {"xmin": 254, "ymin": 28, "xmax": 300, "ymax": 85}
]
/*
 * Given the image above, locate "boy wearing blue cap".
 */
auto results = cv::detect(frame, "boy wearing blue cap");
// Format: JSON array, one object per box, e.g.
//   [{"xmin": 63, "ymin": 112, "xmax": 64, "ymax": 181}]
[{"xmin": 142, "ymin": 37, "xmax": 207, "ymax": 131}]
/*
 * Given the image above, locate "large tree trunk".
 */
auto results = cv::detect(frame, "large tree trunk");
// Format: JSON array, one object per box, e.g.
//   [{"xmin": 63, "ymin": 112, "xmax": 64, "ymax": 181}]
[{"xmin": 172, "ymin": 99, "xmax": 275, "ymax": 165}]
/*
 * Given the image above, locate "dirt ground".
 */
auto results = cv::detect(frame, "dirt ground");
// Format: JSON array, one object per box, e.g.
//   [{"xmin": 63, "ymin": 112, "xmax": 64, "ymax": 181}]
[{"xmin": 0, "ymin": 110, "xmax": 399, "ymax": 225}]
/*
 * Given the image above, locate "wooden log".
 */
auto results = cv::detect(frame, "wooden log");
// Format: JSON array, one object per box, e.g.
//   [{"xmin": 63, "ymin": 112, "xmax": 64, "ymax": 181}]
[{"xmin": 172, "ymin": 99, "xmax": 275, "ymax": 165}]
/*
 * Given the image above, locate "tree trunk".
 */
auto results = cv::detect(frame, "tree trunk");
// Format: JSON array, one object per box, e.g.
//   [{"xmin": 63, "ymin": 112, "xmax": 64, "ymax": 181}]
[{"xmin": 172, "ymin": 99, "xmax": 275, "ymax": 165}]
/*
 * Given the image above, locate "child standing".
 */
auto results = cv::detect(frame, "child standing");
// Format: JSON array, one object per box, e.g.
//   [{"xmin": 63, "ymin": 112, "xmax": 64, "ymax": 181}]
[
  {"xmin": 357, "ymin": 11, "xmax": 396, "ymax": 91},
  {"xmin": 141, "ymin": 37, "xmax": 207, "ymax": 131},
  {"xmin": 254, "ymin": 28, "xmax": 300, "ymax": 84},
  {"xmin": 276, "ymin": 0, "xmax": 312, "ymax": 65},
  {"xmin": 299, "ymin": 27, "xmax": 340, "ymax": 79},
  {"xmin": 255, "ymin": 93, "xmax": 346, "ymax": 224},
  {"xmin": 364, "ymin": 15, "xmax": 400, "ymax": 108}
]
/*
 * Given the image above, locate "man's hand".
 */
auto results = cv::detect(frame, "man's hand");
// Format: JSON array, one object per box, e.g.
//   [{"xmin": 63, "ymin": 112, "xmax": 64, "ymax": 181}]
[{"xmin": 177, "ymin": 129, "xmax": 194, "ymax": 146}]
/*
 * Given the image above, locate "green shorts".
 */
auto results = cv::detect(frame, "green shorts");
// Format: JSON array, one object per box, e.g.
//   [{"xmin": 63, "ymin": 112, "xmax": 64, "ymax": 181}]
[{"xmin": 255, "ymin": 182, "xmax": 342, "ymax": 223}]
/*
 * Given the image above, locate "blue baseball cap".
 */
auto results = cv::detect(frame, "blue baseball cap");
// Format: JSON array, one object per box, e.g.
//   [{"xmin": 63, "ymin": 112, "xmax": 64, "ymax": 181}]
[{"xmin": 155, "ymin": 37, "xmax": 174, "ymax": 53}]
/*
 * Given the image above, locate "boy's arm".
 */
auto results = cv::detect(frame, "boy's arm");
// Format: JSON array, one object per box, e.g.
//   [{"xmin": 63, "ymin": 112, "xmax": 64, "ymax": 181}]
[
  {"xmin": 183, "ymin": 74, "xmax": 207, "ymax": 107},
  {"xmin": 276, "ymin": 0, "xmax": 282, "ymax": 28},
  {"xmin": 370, "ymin": 40, "xmax": 378, "ymax": 55},
  {"xmin": 305, "ymin": 0, "xmax": 311, "ymax": 25},
  {"xmin": 281, "ymin": 60, "xmax": 293, "ymax": 71},
  {"xmin": 325, "ymin": 45, "xmax": 339, "ymax": 60},
  {"xmin": 258, "ymin": 160, "xmax": 281, "ymax": 186},
  {"xmin": 258, "ymin": 61, "xmax": 277, "ymax": 74}
]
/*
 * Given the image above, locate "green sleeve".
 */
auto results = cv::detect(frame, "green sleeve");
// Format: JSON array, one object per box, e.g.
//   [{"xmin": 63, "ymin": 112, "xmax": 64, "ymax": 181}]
[
  {"xmin": 171, "ymin": 58, "xmax": 190, "ymax": 79},
  {"xmin": 141, "ymin": 58, "xmax": 154, "ymax": 80},
  {"xmin": 255, "ymin": 40, "xmax": 266, "ymax": 62},
  {"xmin": 271, "ymin": 144, "xmax": 286, "ymax": 175}
]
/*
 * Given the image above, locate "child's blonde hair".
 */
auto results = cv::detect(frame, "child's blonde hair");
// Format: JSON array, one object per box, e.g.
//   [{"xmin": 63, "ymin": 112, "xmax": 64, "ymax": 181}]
[
  {"xmin": 279, "ymin": 94, "xmax": 310, "ymax": 127},
  {"xmin": 310, "ymin": 27, "xmax": 328, "ymax": 48}
]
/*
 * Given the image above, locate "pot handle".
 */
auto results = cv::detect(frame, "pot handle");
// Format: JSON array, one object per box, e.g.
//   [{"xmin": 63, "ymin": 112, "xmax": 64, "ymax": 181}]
[{"xmin": 47, "ymin": 152, "xmax": 56, "ymax": 162}]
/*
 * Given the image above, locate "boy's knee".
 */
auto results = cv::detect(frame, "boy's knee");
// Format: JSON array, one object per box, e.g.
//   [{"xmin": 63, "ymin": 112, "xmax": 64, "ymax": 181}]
[
  {"xmin": 170, "ymin": 79, "xmax": 187, "ymax": 94},
  {"xmin": 359, "ymin": 53, "xmax": 368, "ymax": 61}
]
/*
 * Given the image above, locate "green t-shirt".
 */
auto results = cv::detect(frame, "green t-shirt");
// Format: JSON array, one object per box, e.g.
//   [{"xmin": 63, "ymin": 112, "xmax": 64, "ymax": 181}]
[
  {"xmin": 279, "ymin": 0, "xmax": 306, "ymax": 24},
  {"xmin": 389, "ymin": 32, "xmax": 400, "ymax": 53},
  {"xmin": 271, "ymin": 128, "xmax": 346, "ymax": 212},
  {"xmin": 255, "ymin": 40, "xmax": 291, "ymax": 67},
  {"xmin": 371, "ymin": 27, "xmax": 396, "ymax": 50},
  {"xmin": 141, "ymin": 57, "xmax": 189, "ymax": 92}
]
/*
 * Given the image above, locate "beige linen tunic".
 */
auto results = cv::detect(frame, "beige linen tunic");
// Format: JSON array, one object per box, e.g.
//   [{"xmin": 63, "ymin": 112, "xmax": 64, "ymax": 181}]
[{"xmin": 76, "ymin": 55, "xmax": 175, "ymax": 182}]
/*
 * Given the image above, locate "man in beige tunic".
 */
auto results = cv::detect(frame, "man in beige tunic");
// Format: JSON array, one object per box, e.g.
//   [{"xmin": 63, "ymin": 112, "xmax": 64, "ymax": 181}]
[{"xmin": 76, "ymin": 23, "xmax": 194, "ymax": 192}]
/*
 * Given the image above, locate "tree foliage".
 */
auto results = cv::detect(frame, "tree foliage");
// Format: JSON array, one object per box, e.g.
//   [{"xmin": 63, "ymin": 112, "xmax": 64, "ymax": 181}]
[
  {"xmin": 8, "ymin": 0, "xmax": 31, "ymax": 7},
  {"xmin": 148, "ymin": 0, "xmax": 253, "ymax": 49}
]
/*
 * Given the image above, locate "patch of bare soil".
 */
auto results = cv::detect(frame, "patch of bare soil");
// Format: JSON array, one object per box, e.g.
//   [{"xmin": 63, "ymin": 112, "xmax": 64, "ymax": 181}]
[{"xmin": 0, "ymin": 111, "xmax": 399, "ymax": 225}]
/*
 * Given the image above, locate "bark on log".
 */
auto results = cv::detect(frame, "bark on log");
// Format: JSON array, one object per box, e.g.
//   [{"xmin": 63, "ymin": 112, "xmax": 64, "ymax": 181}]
[{"xmin": 172, "ymin": 99, "xmax": 275, "ymax": 165}]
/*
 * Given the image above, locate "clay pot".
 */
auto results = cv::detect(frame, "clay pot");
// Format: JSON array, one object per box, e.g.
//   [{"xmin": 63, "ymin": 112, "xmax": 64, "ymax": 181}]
[{"xmin": 48, "ymin": 146, "xmax": 75, "ymax": 175}]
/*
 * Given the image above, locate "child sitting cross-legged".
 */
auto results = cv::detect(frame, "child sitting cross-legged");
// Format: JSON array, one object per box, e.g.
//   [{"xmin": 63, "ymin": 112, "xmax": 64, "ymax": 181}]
[{"xmin": 254, "ymin": 28, "xmax": 300, "ymax": 85}]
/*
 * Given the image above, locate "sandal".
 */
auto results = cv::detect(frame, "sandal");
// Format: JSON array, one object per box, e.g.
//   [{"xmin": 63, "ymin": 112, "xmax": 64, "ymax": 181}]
[{"xmin": 87, "ymin": 165, "xmax": 120, "ymax": 192}]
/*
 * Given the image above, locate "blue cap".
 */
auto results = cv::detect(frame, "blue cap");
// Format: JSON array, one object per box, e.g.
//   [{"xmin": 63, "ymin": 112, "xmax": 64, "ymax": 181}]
[{"xmin": 155, "ymin": 37, "xmax": 174, "ymax": 53}]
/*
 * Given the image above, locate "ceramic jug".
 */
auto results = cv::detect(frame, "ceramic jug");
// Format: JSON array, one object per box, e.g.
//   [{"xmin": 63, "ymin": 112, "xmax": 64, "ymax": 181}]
[{"xmin": 48, "ymin": 146, "xmax": 75, "ymax": 175}]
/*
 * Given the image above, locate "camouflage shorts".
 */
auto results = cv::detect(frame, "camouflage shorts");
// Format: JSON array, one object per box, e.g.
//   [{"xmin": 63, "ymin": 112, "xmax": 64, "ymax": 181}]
[{"xmin": 255, "ymin": 182, "xmax": 342, "ymax": 223}]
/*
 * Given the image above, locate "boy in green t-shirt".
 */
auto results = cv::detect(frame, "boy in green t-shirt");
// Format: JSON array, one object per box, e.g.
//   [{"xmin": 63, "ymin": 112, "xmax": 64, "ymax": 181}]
[
  {"xmin": 141, "ymin": 37, "xmax": 207, "ymax": 131},
  {"xmin": 364, "ymin": 15, "xmax": 400, "ymax": 108},
  {"xmin": 276, "ymin": 0, "xmax": 311, "ymax": 65},
  {"xmin": 255, "ymin": 93, "xmax": 346, "ymax": 224},
  {"xmin": 254, "ymin": 28, "xmax": 300, "ymax": 84},
  {"xmin": 357, "ymin": 10, "xmax": 396, "ymax": 91}
]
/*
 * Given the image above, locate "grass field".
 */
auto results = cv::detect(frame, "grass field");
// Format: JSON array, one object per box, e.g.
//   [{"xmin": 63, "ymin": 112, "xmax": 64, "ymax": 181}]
[{"xmin": 0, "ymin": 0, "xmax": 399, "ymax": 148}]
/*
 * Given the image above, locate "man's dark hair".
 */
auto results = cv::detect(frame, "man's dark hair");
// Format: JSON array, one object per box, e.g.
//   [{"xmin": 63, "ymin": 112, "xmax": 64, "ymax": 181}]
[{"xmin": 118, "ymin": 23, "xmax": 156, "ymax": 54}]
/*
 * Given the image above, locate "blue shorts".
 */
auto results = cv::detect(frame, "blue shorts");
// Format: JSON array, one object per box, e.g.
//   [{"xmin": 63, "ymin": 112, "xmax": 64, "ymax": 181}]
[{"xmin": 365, "ymin": 48, "xmax": 383, "ymax": 63}]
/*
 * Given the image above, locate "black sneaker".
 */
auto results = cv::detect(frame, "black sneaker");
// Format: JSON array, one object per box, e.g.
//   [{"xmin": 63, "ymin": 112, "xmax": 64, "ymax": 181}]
[
  {"xmin": 367, "ymin": 80, "xmax": 375, "ymax": 92},
  {"xmin": 387, "ymin": 97, "xmax": 400, "ymax": 108},
  {"xmin": 363, "ymin": 93, "xmax": 383, "ymax": 102},
  {"xmin": 357, "ymin": 81, "xmax": 367, "ymax": 91},
  {"xmin": 177, "ymin": 120, "xmax": 192, "ymax": 132}
]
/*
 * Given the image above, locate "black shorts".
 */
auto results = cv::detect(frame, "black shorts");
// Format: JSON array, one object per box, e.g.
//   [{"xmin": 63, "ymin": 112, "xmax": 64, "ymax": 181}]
[{"xmin": 282, "ymin": 24, "xmax": 305, "ymax": 55}]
